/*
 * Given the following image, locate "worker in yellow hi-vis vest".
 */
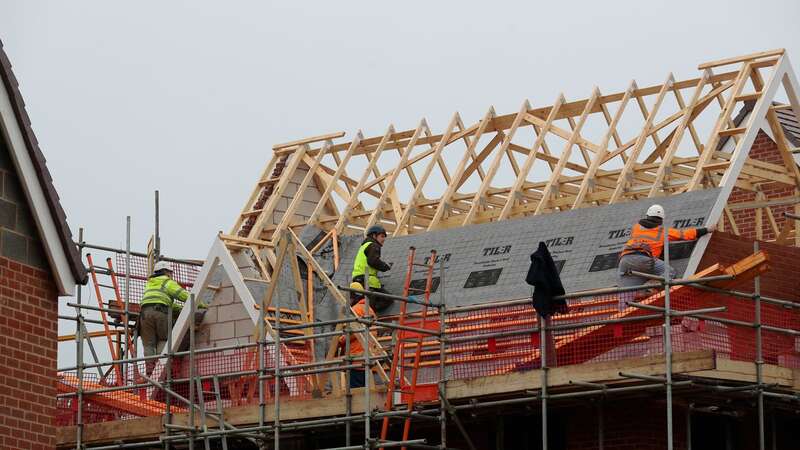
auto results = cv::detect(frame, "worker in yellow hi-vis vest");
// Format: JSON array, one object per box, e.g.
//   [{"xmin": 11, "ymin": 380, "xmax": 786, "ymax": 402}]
[
  {"xmin": 351, "ymin": 225, "xmax": 393, "ymax": 312},
  {"xmin": 139, "ymin": 261, "xmax": 197, "ymax": 374}
]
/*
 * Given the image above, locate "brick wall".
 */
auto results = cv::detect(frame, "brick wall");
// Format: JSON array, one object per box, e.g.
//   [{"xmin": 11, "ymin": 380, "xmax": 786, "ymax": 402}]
[
  {"xmin": 699, "ymin": 231, "xmax": 800, "ymax": 302},
  {"xmin": 0, "ymin": 258, "xmax": 59, "ymax": 450},
  {"xmin": 726, "ymin": 131, "xmax": 796, "ymax": 241},
  {"xmin": 0, "ymin": 116, "xmax": 60, "ymax": 449}
]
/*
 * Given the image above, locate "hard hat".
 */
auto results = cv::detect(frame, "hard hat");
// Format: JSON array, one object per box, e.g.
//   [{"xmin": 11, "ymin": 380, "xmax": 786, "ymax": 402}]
[
  {"xmin": 366, "ymin": 225, "xmax": 387, "ymax": 237},
  {"xmin": 646, "ymin": 204, "xmax": 665, "ymax": 219},
  {"xmin": 154, "ymin": 261, "xmax": 173, "ymax": 273},
  {"xmin": 350, "ymin": 281, "xmax": 365, "ymax": 291}
]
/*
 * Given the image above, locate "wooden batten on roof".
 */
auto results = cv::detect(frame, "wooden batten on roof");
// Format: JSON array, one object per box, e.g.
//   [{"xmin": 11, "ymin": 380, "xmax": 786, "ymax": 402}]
[{"xmin": 0, "ymin": 39, "xmax": 87, "ymax": 294}]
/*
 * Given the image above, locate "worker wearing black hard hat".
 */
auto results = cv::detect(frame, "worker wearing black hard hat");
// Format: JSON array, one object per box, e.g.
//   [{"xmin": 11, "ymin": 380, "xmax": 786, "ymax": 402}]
[{"xmin": 351, "ymin": 224, "xmax": 393, "ymax": 312}]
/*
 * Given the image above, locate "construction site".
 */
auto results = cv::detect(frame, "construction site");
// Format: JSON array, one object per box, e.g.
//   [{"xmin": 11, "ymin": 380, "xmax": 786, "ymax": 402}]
[{"xmin": 33, "ymin": 48, "xmax": 800, "ymax": 449}]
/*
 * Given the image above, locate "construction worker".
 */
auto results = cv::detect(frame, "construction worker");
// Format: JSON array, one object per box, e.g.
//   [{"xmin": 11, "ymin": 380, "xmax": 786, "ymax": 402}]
[
  {"xmin": 140, "ymin": 261, "xmax": 190, "ymax": 375},
  {"xmin": 352, "ymin": 225, "xmax": 393, "ymax": 312},
  {"xmin": 338, "ymin": 281, "xmax": 377, "ymax": 389},
  {"xmin": 618, "ymin": 204, "xmax": 712, "ymax": 305}
]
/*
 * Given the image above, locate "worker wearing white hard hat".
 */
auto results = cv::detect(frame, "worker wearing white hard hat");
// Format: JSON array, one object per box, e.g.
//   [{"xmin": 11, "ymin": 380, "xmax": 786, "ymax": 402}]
[
  {"xmin": 140, "ymin": 260, "xmax": 196, "ymax": 374},
  {"xmin": 617, "ymin": 204, "xmax": 713, "ymax": 307}
]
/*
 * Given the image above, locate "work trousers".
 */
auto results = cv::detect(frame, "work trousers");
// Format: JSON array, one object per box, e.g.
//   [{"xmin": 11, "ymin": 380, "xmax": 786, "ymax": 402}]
[
  {"xmin": 139, "ymin": 304, "xmax": 175, "ymax": 375},
  {"xmin": 352, "ymin": 275, "xmax": 393, "ymax": 312},
  {"xmin": 617, "ymin": 253, "xmax": 676, "ymax": 310}
]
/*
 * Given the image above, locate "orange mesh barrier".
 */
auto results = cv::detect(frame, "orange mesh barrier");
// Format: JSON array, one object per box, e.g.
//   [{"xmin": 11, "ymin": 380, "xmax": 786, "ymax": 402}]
[{"xmin": 59, "ymin": 252, "xmax": 799, "ymax": 423}]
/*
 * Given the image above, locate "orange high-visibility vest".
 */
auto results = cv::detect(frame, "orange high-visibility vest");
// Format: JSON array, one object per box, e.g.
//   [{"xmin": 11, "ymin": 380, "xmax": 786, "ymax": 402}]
[
  {"xmin": 620, "ymin": 224, "xmax": 699, "ymax": 259},
  {"xmin": 339, "ymin": 299, "xmax": 376, "ymax": 360}
]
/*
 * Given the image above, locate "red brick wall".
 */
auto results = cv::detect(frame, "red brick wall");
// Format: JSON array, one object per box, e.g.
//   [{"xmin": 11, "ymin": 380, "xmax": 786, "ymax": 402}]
[
  {"xmin": 726, "ymin": 131, "xmax": 796, "ymax": 241},
  {"xmin": 699, "ymin": 231, "xmax": 800, "ymax": 302},
  {"xmin": 0, "ymin": 257, "xmax": 59, "ymax": 450}
]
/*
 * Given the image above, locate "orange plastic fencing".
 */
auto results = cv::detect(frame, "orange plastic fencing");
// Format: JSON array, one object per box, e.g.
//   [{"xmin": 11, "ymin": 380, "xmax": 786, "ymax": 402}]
[
  {"xmin": 114, "ymin": 253, "xmax": 201, "ymax": 305},
  {"xmin": 57, "ymin": 289, "xmax": 800, "ymax": 425},
  {"xmin": 56, "ymin": 342, "xmax": 313, "ymax": 426}
]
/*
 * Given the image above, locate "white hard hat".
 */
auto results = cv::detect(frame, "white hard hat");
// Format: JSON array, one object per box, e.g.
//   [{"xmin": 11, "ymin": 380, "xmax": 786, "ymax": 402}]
[
  {"xmin": 154, "ymin": 261, "xmax": 173, "ymax": 273},
  {"xmin": 646, "ymin": 204, "xmax": 665, "ymax": 219}
]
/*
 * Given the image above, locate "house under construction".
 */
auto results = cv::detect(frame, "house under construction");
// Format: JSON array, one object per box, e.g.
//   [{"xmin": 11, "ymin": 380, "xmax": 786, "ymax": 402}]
[{"xmin": 56, "ymin": 49, "xmax": 800, "ymax": 450}]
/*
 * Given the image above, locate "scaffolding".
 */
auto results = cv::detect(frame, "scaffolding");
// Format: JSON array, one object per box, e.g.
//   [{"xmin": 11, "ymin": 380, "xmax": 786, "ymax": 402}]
[
  {"xmin": 57, "ymin": 222, "xmax": 800, "ymax": 450},
  {"xmin": 56, "ymin": 49, "xmax": 800, "ymax": 449}
]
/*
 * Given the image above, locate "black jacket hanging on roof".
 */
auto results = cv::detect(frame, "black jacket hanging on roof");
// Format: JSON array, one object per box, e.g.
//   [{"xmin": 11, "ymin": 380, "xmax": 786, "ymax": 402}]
[{"xmin": 525, "ymin": 242, "xmax": 567, "ymax": 318}]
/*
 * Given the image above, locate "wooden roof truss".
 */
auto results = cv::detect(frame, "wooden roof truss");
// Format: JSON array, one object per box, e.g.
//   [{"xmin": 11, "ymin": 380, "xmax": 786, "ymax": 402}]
[{"xmin": 230, "ymin": 50, "xmax": 800, "ymax": 268}]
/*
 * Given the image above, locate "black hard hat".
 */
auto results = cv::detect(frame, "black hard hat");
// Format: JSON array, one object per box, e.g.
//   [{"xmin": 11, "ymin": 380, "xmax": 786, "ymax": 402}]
[{"xmin": 366, "ymin": 225, "xmax": 387, "ymax": 237}]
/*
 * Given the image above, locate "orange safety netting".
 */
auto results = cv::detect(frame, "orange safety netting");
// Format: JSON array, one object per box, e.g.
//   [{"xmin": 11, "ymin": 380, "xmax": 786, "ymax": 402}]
[{"xmin": 58, "ymin": 253, "xmax": 799, "ymax": 425}]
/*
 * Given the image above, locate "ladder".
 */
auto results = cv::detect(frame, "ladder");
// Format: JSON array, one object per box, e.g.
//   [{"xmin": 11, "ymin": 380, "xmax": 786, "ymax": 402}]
[
  {"xmin": 85, "ymin": 254, "xmax": 139, "ymax": 386},
  {"xmin": 380, "ymin": 247, "xmax": 438, "ymax": 449}
]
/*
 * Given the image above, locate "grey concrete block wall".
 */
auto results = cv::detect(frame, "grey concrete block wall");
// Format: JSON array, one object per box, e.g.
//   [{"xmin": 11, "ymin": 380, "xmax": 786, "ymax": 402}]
[
  {"xmin": 218, "ymin": 302, "xmax": 250, "ymax": 321},
  {"xmin": 197, "ymin": 274, "xmax": 258, "ymax": 349},
  {"xmin": 0, "ymin": 137, "xmax": 49, "ymax": 270},
  {"xmin": 209, "ymin": 321, "xmax": 234, "ymax": 341}
]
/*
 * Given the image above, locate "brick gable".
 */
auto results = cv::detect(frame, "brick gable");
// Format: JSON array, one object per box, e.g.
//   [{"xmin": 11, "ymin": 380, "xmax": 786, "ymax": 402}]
[
  {"xmin": 0, "ymin": 259, "xmax": 59, "ymax": 449},
  {"xmin": 725, "ymin": 131, "xmax": 797, "ymax": 241}
]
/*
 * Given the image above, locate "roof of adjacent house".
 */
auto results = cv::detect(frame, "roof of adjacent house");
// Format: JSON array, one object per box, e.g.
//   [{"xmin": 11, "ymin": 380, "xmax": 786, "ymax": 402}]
[{"xmin": 0, "ymin": 39, "xmax": 87, "ymax": 286}]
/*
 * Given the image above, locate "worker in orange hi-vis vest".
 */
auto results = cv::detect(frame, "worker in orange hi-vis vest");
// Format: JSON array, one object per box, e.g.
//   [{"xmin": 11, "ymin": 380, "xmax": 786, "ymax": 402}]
[
  {"xmin": 338, "ymin": 281, "xmax": 377, "ymax": 389},
  {"xmin": 617, "ymin": 204, "xmax": 714, "ymax": 307}
]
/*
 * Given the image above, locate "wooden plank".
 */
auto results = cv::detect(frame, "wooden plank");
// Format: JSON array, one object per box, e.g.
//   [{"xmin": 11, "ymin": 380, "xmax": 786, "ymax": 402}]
[
  {"xmin": 365, "ymin": 119, "xmax": 428, "ymax": 231},
  {"xmin": 57, "ymin": 416, "xmax": 163, "ymax": 447},
  {"xmin": 462, "ymin": 100, "xmax": 531, "ymax": 225},
  {"xmin": 609, "ymin": 73, "xmax": 674, "ymax": 203},
  {"xmin": 698, "ymin": 48, "xmax": 784, "ymax": 70},
  {"xmin": 634, "ymin": 83, "xmax": 663, "ymax": 149},
  {"xmin": 718, "ymin": 126, "xmax": 747, "ymax": 137},
  {"xmin": 673, "ymin": 84, "xmax": 704, "ymax": 154},
  {"xmin": 306, "ymin": 132, "xmax": 363, "ymax": 226},
  {"xmin": 394, "ymin": 113, "xmax": 461, "ymax": 236},
  {"xmin": 524, "ymin": 113, "xmax": 602, "ymax": 153},
  {"xmin": 687, "ymin": 64, "xmax": 753, "ymax": 191},
  {"xmin": 231, "ymin": 154, "xmax": 280, "ymax": 234},
  {"xmin": 648, "ymin": 71, "xmax": 710, "ymax": 197},
  {"xmin": 445, "ymin": 350, "xmax": 715, "ymax": 400},
  {"xmin": 299, "ymin": 70, "xmax": 740, "ymax": 159},
  {"xmin": 271, "ymin": 145, "xmax": 330, "ymax": 240},
  {"xmin": 693, "ymin": 357, "xmax": 795, "ymax": 386},
  {"xmin": 273, "ymin": 131, "xmax": 346, "ymax": 151},
  {"xmin": 427, "ymin": 107, "xmax": 496, "ymax": 231},
  {"xmin": 499, "ymin": 94, "xmax": 566, "ymax": 220},
  {"xmin": 572, "ymin": 82, "xmax": 635, "ymax": 209},
  {"xmin": 333, "ymin": 125, "xmax": 395, "ymax": 234},
  {"xmin": 219, "ymin": 233, "xmax": 274, "ymax": 247},
  {"xmin": 534, "ymin": 87, "xmax": 600, "ymax": 215},
  {"xmin": 703, "ymin": 161, "xmax": 731, "ymax": 171},
  {"xmin": 58, "ymin": 330, "xmax": 122, "ymax": 342},
  {"xmin": 57, "ymin": 390, "xmax": 387, "ymax": 447},
  {"xmin": 641, "ymin": 80, "xmax": 735, "ymax": 165},
  {"xmin": 247, "ymin": 145, "xmax": 309, "ymax": 240},
  {"xmin": 735, "ymin": 91, "xmax": 762, "ymax": 102}
]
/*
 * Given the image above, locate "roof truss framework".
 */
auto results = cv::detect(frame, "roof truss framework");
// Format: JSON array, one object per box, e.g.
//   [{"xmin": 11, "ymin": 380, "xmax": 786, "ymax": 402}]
[
  {"xmin": 159, "ymin": 50, "xmax": 800, "ymax": 389},
  {"xmin": 230, "ymin": 50, "xmax": 800, "ymax": 259}
]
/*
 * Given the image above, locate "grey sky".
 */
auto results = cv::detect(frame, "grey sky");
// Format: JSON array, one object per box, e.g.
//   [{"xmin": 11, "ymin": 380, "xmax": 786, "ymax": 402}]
[{"xmin": 1, "ymin": 0, "xmax": 798, "ymax": 365}]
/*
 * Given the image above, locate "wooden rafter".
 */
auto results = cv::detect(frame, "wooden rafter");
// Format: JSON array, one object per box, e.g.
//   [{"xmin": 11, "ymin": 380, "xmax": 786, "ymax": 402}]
[{"xmin": 226, "ymin": 50, "xmax": 800, "ymax": 266}]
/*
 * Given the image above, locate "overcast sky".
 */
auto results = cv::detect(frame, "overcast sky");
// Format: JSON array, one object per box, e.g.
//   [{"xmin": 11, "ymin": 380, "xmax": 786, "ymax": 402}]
[{"xmin": 2, "ymin": 1, "xmax": 798, "ymax": 364}]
